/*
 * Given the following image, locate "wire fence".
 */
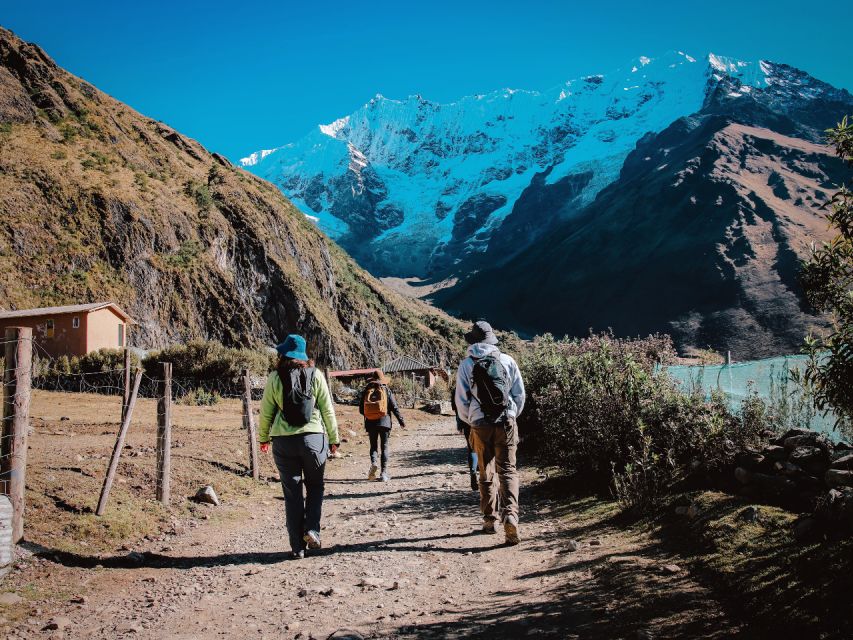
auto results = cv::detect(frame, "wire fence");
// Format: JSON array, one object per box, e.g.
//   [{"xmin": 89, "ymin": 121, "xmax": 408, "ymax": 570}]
[{"xmin": 1, "ymin": 330, "xmax": 269, "ymax": 544}]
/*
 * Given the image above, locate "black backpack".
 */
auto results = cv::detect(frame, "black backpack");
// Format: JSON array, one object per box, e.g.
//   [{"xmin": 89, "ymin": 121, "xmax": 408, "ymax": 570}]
[
  {"xmin": 280, "ymin": 366, "xmax": 316, "ymax": 426},
  {"xmin": 471, "ymin": 352, "xmax": 511, "ymax": 424}
]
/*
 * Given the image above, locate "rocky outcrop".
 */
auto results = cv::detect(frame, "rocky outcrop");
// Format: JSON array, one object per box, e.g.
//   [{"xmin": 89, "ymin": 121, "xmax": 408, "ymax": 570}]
[{"xmin": 0, "ymin": 27, "xmax": 463, "ymax": 367}]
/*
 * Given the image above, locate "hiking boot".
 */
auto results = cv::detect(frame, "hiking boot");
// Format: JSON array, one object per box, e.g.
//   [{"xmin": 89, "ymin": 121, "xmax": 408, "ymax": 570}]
[
  {"xmin": 482, "ymin": 518, "xmax": 497, "ymax": 534},
  {"xmin": 470, "ymin": 471, "xmax": 479, "ymax": 491},
  {"xmin": 380, "ymin": 471, "xmax": 390, "ymax": 482},
  {"xmin": 368, "ymin": 463, "xmax": 379, "ymax": 480},
  {"xmin": 504, "ymin": 521, "xmax": 520, "ymax": 546},
  {"xmin": 290, "ymin": 550, "xmax": 305, "ymax": 560},
  {"xmin": 303, "ymin": 530, "xmax": 322, "ymax": 550}
]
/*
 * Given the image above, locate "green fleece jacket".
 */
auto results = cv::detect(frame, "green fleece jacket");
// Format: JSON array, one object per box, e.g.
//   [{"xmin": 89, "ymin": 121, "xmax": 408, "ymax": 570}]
[{"xmin": 258, "ymin": 369, "xmax": 340, "ymax": 445}]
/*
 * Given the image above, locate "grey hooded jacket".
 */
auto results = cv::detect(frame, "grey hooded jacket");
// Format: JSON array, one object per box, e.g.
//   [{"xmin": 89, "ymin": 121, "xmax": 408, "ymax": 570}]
[{"xmin": 455, "ymin": 343, "xmax": 526, "ymax": 426}]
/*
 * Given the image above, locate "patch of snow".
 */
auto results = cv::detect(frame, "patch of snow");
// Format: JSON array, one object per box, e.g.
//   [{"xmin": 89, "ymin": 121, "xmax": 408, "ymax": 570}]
[{"xmin": 319, "ymin": 116, "xmax": 350, "ymax": 139}]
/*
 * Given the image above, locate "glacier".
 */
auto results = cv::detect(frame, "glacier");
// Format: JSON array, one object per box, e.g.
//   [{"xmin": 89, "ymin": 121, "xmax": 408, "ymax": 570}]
[{"xmin": 240, "ymin": 52, "xmax": 774, "ymax": 278}]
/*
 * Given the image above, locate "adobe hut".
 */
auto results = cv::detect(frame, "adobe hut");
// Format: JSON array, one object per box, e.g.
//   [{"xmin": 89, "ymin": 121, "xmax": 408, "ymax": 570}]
[{"xmin": 0, "ymin": 302, "xmax": 133, "ymax": 358}]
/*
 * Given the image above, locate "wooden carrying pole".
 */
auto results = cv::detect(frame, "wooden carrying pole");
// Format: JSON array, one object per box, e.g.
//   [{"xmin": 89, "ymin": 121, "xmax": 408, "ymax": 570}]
[
  {"xmin": 121, "ymin": 347, "xmax": 131, "ymax": 424},
  {"xmin": 156, "ymin": 362, "xmax": 172, "ymax": 505},
  {"xmin": 242, "ymin": 369, "xmax": 259, "ymax": 481},
  {"xmin": 1, "ymin": 327, "xmax": 32, "ymax": 543},
  {"xmin": 96, "ymin": 369, "xmax": 142, "ymax": 516}
]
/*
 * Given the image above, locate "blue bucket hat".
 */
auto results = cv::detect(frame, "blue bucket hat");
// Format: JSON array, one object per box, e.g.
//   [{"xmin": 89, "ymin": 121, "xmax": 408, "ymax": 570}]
[{"xmin": 276, "ymin": 334, "xmax": 308, "ymax": 361}]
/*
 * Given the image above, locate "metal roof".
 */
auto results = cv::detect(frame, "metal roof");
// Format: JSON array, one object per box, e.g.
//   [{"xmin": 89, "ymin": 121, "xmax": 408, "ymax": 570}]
[
  {"xmin": 0, "ymin": 302, "xmax": 133, "ymax": 322},
  {"xmin": 382, "ymin": 355, "xmax": 435, "ymax": 374},
  {"xmin": 329, "ymin": 368, "xmax": 381, "ymax": 378}
]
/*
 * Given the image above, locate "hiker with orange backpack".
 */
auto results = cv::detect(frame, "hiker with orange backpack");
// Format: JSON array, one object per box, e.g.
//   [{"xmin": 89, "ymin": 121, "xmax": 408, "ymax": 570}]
[{"xmin": 359, "ymin": 371, "xmax": 406, "ymax": 482}]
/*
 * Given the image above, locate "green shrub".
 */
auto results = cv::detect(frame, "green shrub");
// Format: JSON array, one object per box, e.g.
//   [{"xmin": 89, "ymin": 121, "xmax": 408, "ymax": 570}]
[
  {"xmin": 796, "ymin": 116, "xmax": 853, "ymax": 438},
  {"xmin": 519, "ymin": 333, "xmax": 765, "ymax": 510},
  {"xmin": 78, "ymin": 348, "xmax": 139, "ymax": 374},
  {"xmin": 423, "ymin": 376, "xmax": 451, "ymax": 401},
  {"xmin": 179, "ymin": 387, "xmax": 221, "ymax": 406},
  {"xmin": 184, "ymin": 179, "xmax": 213, "ymax": 209},
  {"xmin": 161, "ymin": 240, "xmax": 202, "ymax": 268},
  {"xmin": 387, "ymin": 374, "xmax": 417, "ymax": 406},
  {"xmin": 144, "ymin": 340, "xmax": 273, "ymax": 382}
]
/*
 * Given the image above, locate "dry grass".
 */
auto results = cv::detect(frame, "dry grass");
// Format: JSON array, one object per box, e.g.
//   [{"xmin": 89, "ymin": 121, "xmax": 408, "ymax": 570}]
[{"xmin": 20, "ymin": 389, "xmax": 397, "ymax": 556}]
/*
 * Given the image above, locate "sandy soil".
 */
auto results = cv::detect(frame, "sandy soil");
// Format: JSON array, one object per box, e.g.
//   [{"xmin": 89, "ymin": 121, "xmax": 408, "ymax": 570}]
[{"xmin": 0, "ymin": 391, "xmax": 742, "ymax": 639}]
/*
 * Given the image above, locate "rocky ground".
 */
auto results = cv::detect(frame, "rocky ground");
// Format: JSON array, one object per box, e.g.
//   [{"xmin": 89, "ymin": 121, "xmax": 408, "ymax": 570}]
[{"xmin": 0, "ymin": 391, "xmax": 745, "ymax": 639}]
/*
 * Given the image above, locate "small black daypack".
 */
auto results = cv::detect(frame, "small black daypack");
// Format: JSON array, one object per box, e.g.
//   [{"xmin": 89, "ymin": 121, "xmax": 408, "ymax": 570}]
[
  {"xmin": 471, "ymin": 352, "xmax": 511, "ymax": 424},
  {"xmin": 280, "ymin": 366, "xmax": 316, "ymax": 426}
]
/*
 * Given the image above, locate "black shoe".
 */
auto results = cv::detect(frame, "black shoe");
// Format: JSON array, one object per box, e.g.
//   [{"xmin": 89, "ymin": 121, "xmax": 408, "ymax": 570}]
[{"xmin": 470, "ymin": 471, "xmax": 479, "ymax": 491}]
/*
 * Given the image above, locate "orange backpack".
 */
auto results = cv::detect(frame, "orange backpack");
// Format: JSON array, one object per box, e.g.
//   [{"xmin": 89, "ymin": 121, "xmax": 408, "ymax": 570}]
[{"xmin": 363, "ymin": 383, "xmax": 389, "ymax": 420}]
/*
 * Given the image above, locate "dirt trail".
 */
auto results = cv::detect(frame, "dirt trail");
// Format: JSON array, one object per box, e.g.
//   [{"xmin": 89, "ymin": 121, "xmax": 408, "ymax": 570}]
[{"xmin": 6, "ymin": 415, "xmax": 742, "ymax": 639}]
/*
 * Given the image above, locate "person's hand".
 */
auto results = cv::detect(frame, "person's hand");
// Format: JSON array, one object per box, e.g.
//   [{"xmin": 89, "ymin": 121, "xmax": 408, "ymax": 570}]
[
  {"xmin": 400, "ymin": 422, "xmax": 407, "ymax": 430},
  {"xmin": 260, "ymin": 442, "xmax": 270, "ymax": 454},
  {"xmin": 329, "ymin": 443, "xmax": 339, "ymax": 455}
]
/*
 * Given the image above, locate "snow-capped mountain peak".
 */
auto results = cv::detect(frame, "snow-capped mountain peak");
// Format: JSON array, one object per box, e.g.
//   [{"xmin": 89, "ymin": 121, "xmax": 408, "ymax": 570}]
[{"xmin": 239, "ymin": 52, "xmax": 843, "ymax": 278}]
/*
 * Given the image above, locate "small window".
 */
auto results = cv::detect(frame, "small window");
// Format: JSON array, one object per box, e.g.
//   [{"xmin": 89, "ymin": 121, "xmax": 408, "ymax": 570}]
[
  {"xmin": 46, "ymin": 319, "xmax": 55, "ymax": 338},
  {"xmin": 72, "ymin": 316, "xmax": 80, "ymax": 329},
  {"xmin": 118, "ymin": 323, "xmax": 125, "ymax": 347}
]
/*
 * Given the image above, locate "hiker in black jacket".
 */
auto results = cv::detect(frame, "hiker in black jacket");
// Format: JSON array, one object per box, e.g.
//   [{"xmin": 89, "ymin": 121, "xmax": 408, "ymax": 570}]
[{"xmin": 359, "ymin": 371, "xmax": 406, "ymax": 482}]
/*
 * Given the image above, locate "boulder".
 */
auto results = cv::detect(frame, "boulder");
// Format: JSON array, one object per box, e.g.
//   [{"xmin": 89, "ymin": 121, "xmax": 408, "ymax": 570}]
[
  {"xmin": 789, "ymin": 447, "xmax": 829, "ymax": 476},
  {"xmin": 825, "ymin": 469, "xmax": 853, "ymax": 488},
  {"xmin": 792, "ymin": 517, "xmax": 819, "ymax": 542},
  {"xmin": 737, "ymin": 506, "xmax": 761, "ymax": 522},
  {"xmin": 817, "ymin": 488, "xmax": 853, "ymax": 528},
  {"xmin": 772, "ymin": 428, "xmax": 811, "ymax": 446},
  {"xmin": 761, "ymin": 445, "xmax": 788, "ymax": 462},
  {"xmin": 194, "ymin": 485, "xmax": 220, "ymax": 506},
  {"xmin": 751, "ymin": 473, "xmax": 797, "ymax": 495},
  {"xmin": 831, "ymin": 453, "xmax": 853, "ymax": 471},
  {"xmin": 784, "ymin": 434, "xmax": 818, "ymax": 450},
  {"xmin": 773, "ymin": 461, "xmax": 802, "ymax": 476},
  {"xmin": 424, "ymin": 400, "xmax": 452, "ymax": 416},
  {"xmin": 734, "ymin": 467, "xmax": 752, "ymax": 484},
  {"xmin": 735, "ymin": 450, "xmax": 765, "ymax": 470}
]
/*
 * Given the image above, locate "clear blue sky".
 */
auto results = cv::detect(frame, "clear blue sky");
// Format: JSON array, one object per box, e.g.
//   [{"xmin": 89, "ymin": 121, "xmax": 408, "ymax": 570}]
[{"xmin": 3, "ymin": 0, "xmax": 851, "ymax": 161}]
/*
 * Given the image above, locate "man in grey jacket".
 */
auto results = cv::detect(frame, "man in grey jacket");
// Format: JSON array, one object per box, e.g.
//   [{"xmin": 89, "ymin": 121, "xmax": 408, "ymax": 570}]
[{"xmin": 455, "ymin": 320, "xmax": 526, "ymax": 545}]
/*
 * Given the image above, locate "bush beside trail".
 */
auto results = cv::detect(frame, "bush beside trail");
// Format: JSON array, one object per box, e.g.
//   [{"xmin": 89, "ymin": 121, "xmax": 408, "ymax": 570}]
[{"xmin": 518, "ymin": 333, "xmax": 768, "ymax": 511}]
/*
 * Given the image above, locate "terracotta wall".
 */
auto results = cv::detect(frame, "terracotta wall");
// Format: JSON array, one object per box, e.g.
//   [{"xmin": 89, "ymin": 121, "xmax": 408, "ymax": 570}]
[{"xmin": 0, "ymin": 312, "xmax": 87, "ymax": 358}]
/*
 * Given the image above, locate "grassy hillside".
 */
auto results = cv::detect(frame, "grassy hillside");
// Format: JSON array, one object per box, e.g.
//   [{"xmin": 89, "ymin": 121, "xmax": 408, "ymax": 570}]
[{"xmin": 0, "ymin": 27, "xmax": 464, "ymax": 366}]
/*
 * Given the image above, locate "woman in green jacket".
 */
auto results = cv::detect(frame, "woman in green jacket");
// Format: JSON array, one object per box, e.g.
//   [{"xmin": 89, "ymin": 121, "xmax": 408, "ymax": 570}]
[{"xmin": 259, "ymin": 335, "xmax": 340, "ymax": 559}]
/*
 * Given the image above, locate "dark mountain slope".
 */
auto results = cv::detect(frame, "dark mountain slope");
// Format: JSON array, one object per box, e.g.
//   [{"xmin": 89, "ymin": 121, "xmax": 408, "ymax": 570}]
[
  {"xmin": 436, "ymin": 109, "xmax": 848, "ymax": 357},
  {"xmin": 0, "ymin": 27, "xmax": 463, "ymax": 367}
]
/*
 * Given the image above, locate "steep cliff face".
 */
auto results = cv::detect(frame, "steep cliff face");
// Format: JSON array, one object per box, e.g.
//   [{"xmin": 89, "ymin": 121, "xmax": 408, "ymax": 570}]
[{"xmin": 0, "ymin": 27, "xmax": 463, "ymax": 367}]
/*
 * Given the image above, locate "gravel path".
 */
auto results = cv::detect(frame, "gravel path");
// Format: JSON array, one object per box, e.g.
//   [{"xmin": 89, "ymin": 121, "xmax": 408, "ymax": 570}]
[{"xmin": 6, "ymin": 416, "xmax": 742, "ymax": 639}]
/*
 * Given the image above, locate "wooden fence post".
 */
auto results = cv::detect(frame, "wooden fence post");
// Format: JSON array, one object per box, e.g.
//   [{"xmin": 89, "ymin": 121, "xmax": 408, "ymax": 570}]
[
  {"xmin": 242, "ymin": 369, "xmax": 259, "ymax": 481},
  {"xmin": 121, "ymin": 347, "xmax": 131, "ymax": 424},
  {"xmin": 156, "ymin": 362, "xmax": 172, "ymax": 505},
  {"xmin": 96, "ymin": 369, "xmax": 142, "ymax": 516},
  {"xmin": 1, "ymin": 327, "xmax": 32, "ymax": 543}
]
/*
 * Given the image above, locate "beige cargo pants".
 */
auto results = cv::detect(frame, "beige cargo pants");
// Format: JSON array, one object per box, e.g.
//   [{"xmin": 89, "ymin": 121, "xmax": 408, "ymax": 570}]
[{"xmin": 469, "ymin": 418, "xmax": 519, "ymax": 526}]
